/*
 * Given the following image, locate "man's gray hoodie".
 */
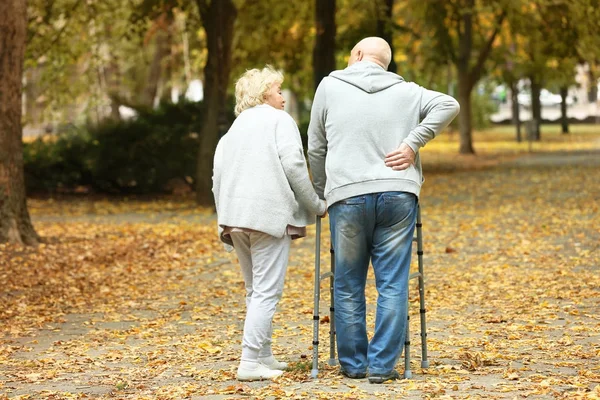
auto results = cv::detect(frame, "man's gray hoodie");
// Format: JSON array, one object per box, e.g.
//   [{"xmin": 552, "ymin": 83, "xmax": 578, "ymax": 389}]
[{"xmin": 307, "ymin": 61, "xmax": 460, "ymax": 206}]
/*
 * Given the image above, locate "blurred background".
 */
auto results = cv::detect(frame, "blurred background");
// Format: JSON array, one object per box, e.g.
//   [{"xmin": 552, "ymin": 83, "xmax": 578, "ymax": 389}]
[
  {"xmin": 2, "ymin": 3, "xmax": 600, "ymax": 396},
  {"xmin": 11, "ymin": 0, "xmax": 600, "ymax": 201}
]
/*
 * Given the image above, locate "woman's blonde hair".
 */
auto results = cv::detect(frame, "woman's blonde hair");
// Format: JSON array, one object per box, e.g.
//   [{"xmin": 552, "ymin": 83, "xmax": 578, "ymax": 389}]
[{"xmin": 234, "ymin": 65, "xmax": 284, "ymax": 116}]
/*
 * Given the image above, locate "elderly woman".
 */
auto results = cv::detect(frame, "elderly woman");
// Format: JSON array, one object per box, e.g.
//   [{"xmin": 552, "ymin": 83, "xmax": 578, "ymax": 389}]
[{"xmin": 212, "ymin": 66, "xmax": 326, "ymax": 381}]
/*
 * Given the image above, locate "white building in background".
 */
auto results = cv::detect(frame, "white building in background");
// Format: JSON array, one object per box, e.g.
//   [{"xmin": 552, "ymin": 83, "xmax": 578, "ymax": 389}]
[
  {"xmin": 573, "ymin": 64, "xmax": 599, "ymax": 105},
  {"xmin": 119, "ymin": 79, "xmax": 205, "ymax": 120},
  {"xmin": 184, "ymin": 80, "xmax": 204, "ymax": 102},
  {"xmin": 490, "ymin": 63, "xmax": 600, "ymax": 123},
  {"xmin": 169, "ymin": 79, "xmax": 204, "ymax": 103},
  {"xmin": 118, "ymin": 105, "xmax": 137, "ymax": 120}
]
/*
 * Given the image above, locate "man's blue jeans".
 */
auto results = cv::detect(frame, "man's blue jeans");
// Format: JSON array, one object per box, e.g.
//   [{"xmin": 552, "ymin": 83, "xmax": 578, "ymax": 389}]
[{"xmin": 329, "ymin": 191, "xmax": 418, "ymax": 375}]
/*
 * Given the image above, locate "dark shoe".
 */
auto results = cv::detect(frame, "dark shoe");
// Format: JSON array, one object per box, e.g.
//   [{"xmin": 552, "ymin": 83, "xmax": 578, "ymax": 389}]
[
  {"xmin": 340, "ymin": 369, "xmax": 367, "ymax": 379},
  {"xmin": 368, "ymin": 369, "xmax": 400, "ymax": 384}
]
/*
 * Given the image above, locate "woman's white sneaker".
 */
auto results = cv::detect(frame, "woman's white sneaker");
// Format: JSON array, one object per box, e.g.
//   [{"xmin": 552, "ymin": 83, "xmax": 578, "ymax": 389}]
[
  {"xmin": 237, "ymin": 362, "xmax": 283, "ymax": 381},
  {"xmin": 258, "ymin": 356, "xmax": 288, "ymax": 370}
]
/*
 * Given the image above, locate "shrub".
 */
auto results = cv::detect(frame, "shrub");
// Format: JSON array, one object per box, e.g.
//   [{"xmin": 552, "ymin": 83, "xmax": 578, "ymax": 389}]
[
  {"xmin": 88, "ymin": 102, "xmax": 204, "ymax": 193},
  {"xmin": 23, "ymin": 101, "xmax": 215, "ymax": 195},
  {"xmin": 23, "ymin": 126, "xmax": 95, "ymax": 193}
]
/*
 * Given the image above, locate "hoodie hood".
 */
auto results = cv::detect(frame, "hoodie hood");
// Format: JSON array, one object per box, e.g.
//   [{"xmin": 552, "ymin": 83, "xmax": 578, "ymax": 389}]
[{"xmin": 329, "ymin": 61, "xmax": 404, "ymax": 93}]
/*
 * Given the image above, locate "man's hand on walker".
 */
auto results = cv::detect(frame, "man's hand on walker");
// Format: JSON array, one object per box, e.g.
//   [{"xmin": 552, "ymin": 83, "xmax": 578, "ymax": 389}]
[{"xmin": 385, "ymin": 143, "xmax": 416, "ymax": 171}]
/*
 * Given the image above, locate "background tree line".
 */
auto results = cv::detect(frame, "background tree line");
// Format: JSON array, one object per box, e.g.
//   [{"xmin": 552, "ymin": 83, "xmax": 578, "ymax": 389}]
[{"xmin": 1, "ymin": 0, "xmax": 599, "ymax": 244}]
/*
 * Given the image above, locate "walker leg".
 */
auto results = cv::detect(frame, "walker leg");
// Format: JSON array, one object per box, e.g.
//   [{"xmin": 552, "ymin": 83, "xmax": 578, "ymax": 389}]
[
  {"xmin": 311, "ymin": 217, "xmax": 322, "ymax": 378},
  {"xmin": 404, "ymin": 308, "xmax": 412, "ymax": 379},
  {"xmin": 416, "ymin": 206, "xmax": 429, "ymax": 368},
  {"xmin": 328, "ymin": 245, "xmax": 337, "ymax": 366}
]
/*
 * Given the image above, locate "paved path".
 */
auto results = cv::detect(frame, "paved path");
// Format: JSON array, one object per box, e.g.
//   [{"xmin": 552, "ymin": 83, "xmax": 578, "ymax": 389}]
[{"xmin": 1, "ymin": 149, "xmax": 599, "ymax": 399}]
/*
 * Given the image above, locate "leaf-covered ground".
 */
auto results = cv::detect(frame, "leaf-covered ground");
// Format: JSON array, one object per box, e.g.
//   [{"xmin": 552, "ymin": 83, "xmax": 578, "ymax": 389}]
[{"xmin": 1, "ymin": 128, "xmax": 600, "ymax": 399}]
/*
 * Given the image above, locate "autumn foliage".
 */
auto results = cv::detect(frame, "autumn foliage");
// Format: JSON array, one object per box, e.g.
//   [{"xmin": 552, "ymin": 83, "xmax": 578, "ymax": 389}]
[{"xmin": 1, "ymin": 128, "xmax": 599, "ymax": 399}]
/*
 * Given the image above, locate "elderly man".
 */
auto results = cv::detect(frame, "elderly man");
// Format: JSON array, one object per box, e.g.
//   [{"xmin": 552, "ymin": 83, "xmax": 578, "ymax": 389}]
[{"xmin": 308, "ymin": 37, "xmax": 459, "ymax": 383}]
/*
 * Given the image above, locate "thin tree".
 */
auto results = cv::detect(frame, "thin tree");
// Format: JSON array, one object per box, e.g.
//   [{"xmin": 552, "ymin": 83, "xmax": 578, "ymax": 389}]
[
  {"xmin": 194, "ymin": 0, "xmax": 237, "ymax": 205},
  {"xmin": 454, "ymin": 0, "xmax": 506, "ymax": 153},
  {"xmin": 376, "ymin": 0, "xmax": 397, "ymax": 73},
  {"xmin": 559, "ymin": 86, "xmax": 569, "ymax": 134},
  {"xmin": 313, "ymin": 0, "xmax": 336, "ymax": 91},
  {"xmin": 417, "ymin": 0, "xmax": 506, "ymax": 154},
  {"xmin": 0, "ymin": 0, "xmax": 39, "ymax": 245}
]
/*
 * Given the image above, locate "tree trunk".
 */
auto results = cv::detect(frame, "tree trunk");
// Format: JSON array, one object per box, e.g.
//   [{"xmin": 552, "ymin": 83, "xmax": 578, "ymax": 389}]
[
  {"xmin": 560, "ymin": 86, "xmax": 569, "ymax": 134},
  {"xmin": 453, "ymin": 0, "xmax": 504, "ymax": 154},
  {"xmin": 376, "ymin": 0, "xmax": 396, "ymax": 73},
  {"xmin": 510, "ymin": 81, "xmax": 521, "ymax": 142},
  {"xmin": 456, "ymin": 0, "xmax": 475, "ymax": 154},
  {"xmin": 530, "ymin": 78, "xmax": 541, "ymax": 141},
  {"xmin": 195, "ymin": 0, "xmax": 236, "ymax": 206},
  {"xmin": 0, "ymin": 0, "xmax": 39, "ymax": 245},
  {"xmin": 105, "ymin": 59, "xmax": 122, "ymax": 120},
  {"xmin": 24, "ymin": 66, "xmax": 43, "ymax": 128},
  {"xmin": 588, "ymin": 69, "xmax": 597, "ymax": 103},
  {"xmin": 141, "ymin": 27, "xmax": 171, "ymax": 108},
  {"xmin": 313, "ymin": 0, "xmax": 336, "ymax": 92},
  {"xmin": 457, "ymin": 71, "xmax": 475, "ymax": 154},
  {"xmin": 447, "ymin": 62, "xmax": 454, "ymax": 97},
  {"xmin": 159, "ymin": 26, "xmax": 175, "ymax": 104}
]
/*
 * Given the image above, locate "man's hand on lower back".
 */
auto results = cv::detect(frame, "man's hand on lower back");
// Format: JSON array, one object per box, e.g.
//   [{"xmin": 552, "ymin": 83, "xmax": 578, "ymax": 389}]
[{"xmin": 385, "ymin": 143, "xmax": 416, "ymax": 171}]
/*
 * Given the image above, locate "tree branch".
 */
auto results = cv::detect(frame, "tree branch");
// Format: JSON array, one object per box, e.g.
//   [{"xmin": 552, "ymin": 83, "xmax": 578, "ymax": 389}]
[
  {"xmin": 107, "ymin": 91, "xmax": 146, "ymax": 113},
  {"xmin": 195, "ymin": 0, "xmax": 209, "ymax": 23},
  {"xmin": 391, "ymin": 22, "xmax": 421, "ymax": 40},
  {"xmin": 470, "ymin": 9, "xmax": 506, "ymax": 83},
  {"xmin": 31, "ymin": 0, "xmax": 85, "ymax": 60},
  {"xmin": 428, "ymin": 1, "xmax": 457, "ymax": 64},
  {"xmin": 27, "ymin": 0, "xmax": 57, "ymax": 42},
  {"xmin": 444, "ymin": 0, "xmax": 461, "ymax": 64},
  {"xmin": 457, "ymin": 0, "xmax": 474, "ymax": 71}
]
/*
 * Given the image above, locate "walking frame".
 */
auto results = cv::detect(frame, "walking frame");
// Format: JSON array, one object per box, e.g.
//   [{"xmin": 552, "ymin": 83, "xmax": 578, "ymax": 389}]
[{"xmin": 311, "ymin": 204, "xmax": 429, "ymax": 379}]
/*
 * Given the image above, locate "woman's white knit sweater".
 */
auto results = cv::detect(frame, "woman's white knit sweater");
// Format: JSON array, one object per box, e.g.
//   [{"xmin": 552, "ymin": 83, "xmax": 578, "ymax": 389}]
[{"xmin": 212, "ymin": 104, "xmax": 326, "ymax": 244}]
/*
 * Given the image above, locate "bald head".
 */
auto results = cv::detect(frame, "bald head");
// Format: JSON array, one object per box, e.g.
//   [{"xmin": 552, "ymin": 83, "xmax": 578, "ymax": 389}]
[{"xmin": 348, "ymin": 37, "xmax": 392, "ymax": 69}]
